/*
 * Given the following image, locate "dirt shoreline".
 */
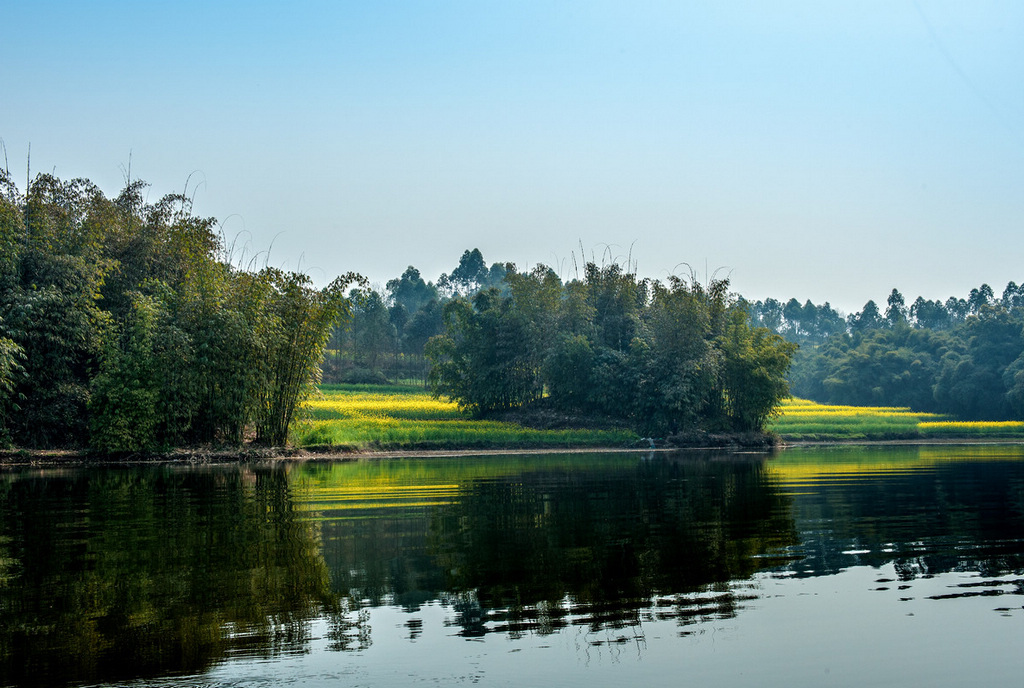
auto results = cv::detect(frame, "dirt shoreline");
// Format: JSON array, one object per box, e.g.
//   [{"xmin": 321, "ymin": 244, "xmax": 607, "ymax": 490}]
[{"xmin": 2, "ymin": 436, "xmax": 1022, "ymax": 468}]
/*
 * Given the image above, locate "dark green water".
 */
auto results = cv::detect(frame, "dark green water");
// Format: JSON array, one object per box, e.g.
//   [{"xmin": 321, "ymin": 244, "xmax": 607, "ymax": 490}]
[{"xmin": 1, "ymin": 446, "xmax": 1022, "ymax": 687}]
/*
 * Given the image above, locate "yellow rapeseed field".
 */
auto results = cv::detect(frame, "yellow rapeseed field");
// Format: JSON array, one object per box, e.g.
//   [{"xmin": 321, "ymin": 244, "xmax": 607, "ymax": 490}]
[
  {"xmin": 303, "ymin": 394, "xmax": 462, "ymax": 421},
  {"xmin": 295, "ymin": 385, "xmax": 638, "ymax": 449},
  {"xmin": 297, "ymin": 387, "xmax": 1023, "ymax": 447},
  {"xmin": 771, "ymin": 398, "xmax": 1024, "ymax": 440},
  {"xmin": 918, "ymin": 420, "xmax": 1024, "ymax": 436}
]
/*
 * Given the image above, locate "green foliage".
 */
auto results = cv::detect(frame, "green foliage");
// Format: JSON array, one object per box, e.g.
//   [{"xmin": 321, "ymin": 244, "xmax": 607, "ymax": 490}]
[
  {"xmin": 437, "ymin": 248, "xmax": 508, "ymax": 297},
  {"xmin": 386, "ymin": 265, "xmax": 438, "ymax": 315},
  {"xmin": 638, "ymin": 275, "xmax": 720, "ymax": 432},
  {"xmin": 89, "ymin": 294, "xmax": 163, "ymax": 453},
  {"xmin": 758, "ymin": 280, "xmax": 1024, "ymax": 422},
  {"xmin": 1, "ymin": 174, "xmax": 112, "ymax": 446},
  {"xmin": 427, "ymin": 262, "xmax": 795, "ymax": 434},
  {"xmin": 719, "ymin": 309, "xmax": 798, "ymax": 431},
  {"xmin": 0, "ymin": 332, "xmax": 24, "ymax": 446},
  {"xmin": 347, "ymin": 286, "xmax": 396, "ymax": 369},
  {"xmin": 1003, "ymin": 353, "xmax": 1024, "ymax": 418},
  {"xmin": 426, "ymin": 288, "xmax": 543, "ymax": 415},
  {"xmin": 0, "ymin": 169, "xmax": 360, "ymax": 451},
  {"xmin": 401, "ymin": 298, "xmax": 444, "ymax": 354},
  {"xmin": 327, "ymin": 249, "xmax": 513, "ymax": 387},
  {"xmin": 748, "ymin": 296, "xmax": 844, "ymax": 343},
  {"xmin": 427, "ymin": 265, "xmax": 568, "ymax": 415},
  {"xmin": 249, "ymin": 270, "xmax": 357, "ymax": 445},
  {"xmin": 543, "ymin": 334, "xmax": 594, "ymax": 408},
  {"xmin": 790, "ymin": 302, "xmax": 1024, "ymax": 421}
]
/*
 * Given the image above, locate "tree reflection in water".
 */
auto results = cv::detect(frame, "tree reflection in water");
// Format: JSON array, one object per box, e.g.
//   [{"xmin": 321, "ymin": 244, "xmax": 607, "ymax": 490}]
[
  {"xmin": 2, "ymin": 447, "xmax": 1023, "ymax": 687},
  {"xmin": 0, "ymin": 465, "xmax": 356, "ymax": 687},
  {"xmin": 419, "ymin": 453, "xmax": 797, "ymax": 639},
  {"xmin": 296, "ymin": 452, "xmax": 798, "ymax": 645}
]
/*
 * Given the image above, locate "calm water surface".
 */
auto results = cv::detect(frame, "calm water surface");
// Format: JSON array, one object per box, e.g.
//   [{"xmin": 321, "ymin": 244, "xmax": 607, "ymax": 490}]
[{"xmin": 1, "ymin": 446, "xmax": 1022, "ymax": 687}]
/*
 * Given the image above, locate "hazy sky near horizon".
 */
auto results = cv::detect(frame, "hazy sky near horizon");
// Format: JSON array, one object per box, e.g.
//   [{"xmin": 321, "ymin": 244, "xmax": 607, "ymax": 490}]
[{"xmin": 3, "ymin": 1, "xmax": 1022, "ymax": 313}]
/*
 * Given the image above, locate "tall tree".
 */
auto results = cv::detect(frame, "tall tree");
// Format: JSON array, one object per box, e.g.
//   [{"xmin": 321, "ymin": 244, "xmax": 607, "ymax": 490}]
[
  {"xmin": 427, "ymin": 262, "xmax": 795, "ymax": 435},
  {"xmin": 348, "ymin": 287, "xmax": 397, "ymax": 370},
  {"xmin": 386, "ymin": 266, "xmax": 438, "ymax": 315},
  {"xmin": 885, "ymin": 288, "xmax": 908, "ymax": 326},
  {"xmin": 250, "ymin": 270, "xmax": 357, "ymax": 445},
  {"xmin": 718, "ymin": 309, "xmax": 797, "ymax": 431},
  {"xmin": 849, "ymin": 300, "xmax": 882, "ymax": 333}
]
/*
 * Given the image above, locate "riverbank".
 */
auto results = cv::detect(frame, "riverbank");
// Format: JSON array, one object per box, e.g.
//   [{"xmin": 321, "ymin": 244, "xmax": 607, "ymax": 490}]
[
  {"xmin": 0, "ymin": 444, "xmax": 682, "ymax": 468},
  {"xmin": 5, "ymin": 388, "xmax": 1023, "ymax": 467},
  {"xmin": 8, "ymin": 436, "xmax": 1024, "ymax": 469}
]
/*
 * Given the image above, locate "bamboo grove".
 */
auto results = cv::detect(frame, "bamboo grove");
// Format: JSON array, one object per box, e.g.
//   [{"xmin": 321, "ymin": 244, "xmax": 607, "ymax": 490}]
[
  {"xmin": 425, "ymin": 263, "xmax": 797, "ymax": 436},
  {"xmin": 0, "ymin": 170, "xmax": 799, "ymax": 452},
  {"xmin": 0, "ymin": 172, "xmax": 357, "ymax": 451}
]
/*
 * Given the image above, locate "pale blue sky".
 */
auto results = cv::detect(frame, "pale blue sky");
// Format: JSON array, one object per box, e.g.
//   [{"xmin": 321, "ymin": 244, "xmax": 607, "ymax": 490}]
[{"xmin": 3, "ymin": 1, "xmax": 1022, "ymax": 312}]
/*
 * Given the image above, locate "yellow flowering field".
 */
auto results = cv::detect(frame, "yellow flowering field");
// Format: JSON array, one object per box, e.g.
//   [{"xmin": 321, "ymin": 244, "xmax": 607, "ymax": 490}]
[
  {"xmin": 297, "ymin": 386, "xmax": 1023, "ymax": 448},
  {"xmin": 303, "ymin": 393, "xmax": 463, "ymax": 421},
  {"xmin": 918, "ymin": 420, "xmax": 1024, "ymax": 437},
  {"xmin": 771, "ymin": 398, "xmax": 1024, "ymax": 440},
  {"xmin": 294, "ymin": 384, "xmax": 638, "ymax": 450}
]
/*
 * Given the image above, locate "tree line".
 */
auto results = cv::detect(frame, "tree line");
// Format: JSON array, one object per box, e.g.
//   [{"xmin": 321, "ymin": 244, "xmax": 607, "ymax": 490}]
[
  {"xmin": 323, "ymin": 248, "xmax": 506, "ymax": 385},
  {"xmin": 746, "ymin": 284, "xmax": 1024, "ymax": 420},
  {"xmin": 0, "ymin": 171, "xmax": 356, "ymax": 451},
  {"xmin": 328, "ymin": 249, "xmax": 797, "ymax": 435},
  {"xmin": 340, "ymin": 251, "xmax": 1024, "ymax": 427},
  {"xmin": 326, "ymin": 249, "xmax": 796, "ymax": 435},
  {"xmin": 0, "ymin": 167, "xmax": 834, "ymax": 451}
]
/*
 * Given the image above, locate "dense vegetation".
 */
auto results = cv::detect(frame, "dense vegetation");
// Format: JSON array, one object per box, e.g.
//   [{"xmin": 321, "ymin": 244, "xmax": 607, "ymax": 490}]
[
  {"xmin": 0, "ymin": 163, "xmax": 795, "ymax": 453},
  {"xmin": 747, "ymin": 284, "xmax": 1024, "ymax": 420},
  {"xmin": 323, "ymin": 249, "xmax": 507, "ymax": 385},
  {"xmin": 424, "ymin": 263, "xmax": 796, "ymax": 435},
  {"xmin": 0, "ymin": 171, "xmax": 356, "ymax": 451},
  {"xmin": 328, "ymin": 251, "xmax": 1024, "ymax": 435},
  {"xmin": 14, "ymin": 165, "xmax": 1019, "ymax": 452},
  {"xmin": 322, "ymin": 249, "xmax": 795, "ymax": 437}
]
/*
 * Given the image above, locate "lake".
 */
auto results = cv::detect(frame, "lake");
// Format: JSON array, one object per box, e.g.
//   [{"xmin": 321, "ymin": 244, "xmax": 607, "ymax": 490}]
[{"xmin": 1, "ymin": 445, "xmax": 1022, "ymax": 687}]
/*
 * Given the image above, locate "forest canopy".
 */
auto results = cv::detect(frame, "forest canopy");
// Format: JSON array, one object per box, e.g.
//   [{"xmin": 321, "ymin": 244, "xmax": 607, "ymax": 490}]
[{"xmin": 321, "ymin": 249, "xmax": 798, "ymax": 436}]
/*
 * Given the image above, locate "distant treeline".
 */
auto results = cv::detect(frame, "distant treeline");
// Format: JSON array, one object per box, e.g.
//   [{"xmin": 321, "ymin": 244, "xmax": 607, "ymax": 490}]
[
  {"xmin": 0, "ymin": 172, "xmax": 356, "ymax": 451},
  {"xmin": 746, "ymin": 286, "xmax": 1024, "ymax": 420},
  {"xmin": 336, "ymin": 252, "xmax": 1024, "ymax": 425},
  {"xmin": 322, "ymin": 249, "xmax": 507, "ymax": 385},
  {"xmin": 331, "ymin": 249, "xmax": 795, "ymax": 435}
]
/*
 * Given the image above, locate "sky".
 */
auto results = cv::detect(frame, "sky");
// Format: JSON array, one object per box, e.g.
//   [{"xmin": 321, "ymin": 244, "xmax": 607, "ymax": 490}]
[{"xmin": 3, "ymin": 1, "xmax": 1022, "ymax": 314}]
